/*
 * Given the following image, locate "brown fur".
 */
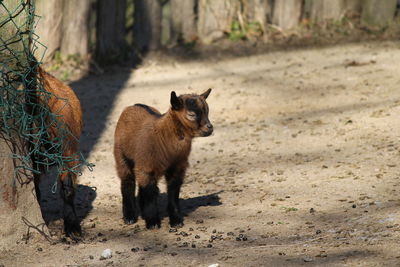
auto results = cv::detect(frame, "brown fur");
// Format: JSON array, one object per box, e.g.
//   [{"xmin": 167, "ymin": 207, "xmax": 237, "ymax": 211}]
[
  {"xmin": 114, "ymin": 89, "xmax": 213, "ymax": 228},
  {"xmin": 114, "ymin": 107, "xmax": 192, "ymax": 187},
  {"xmin": 37, "ymin": 66, "xmax": 82, "ymax": 183}
]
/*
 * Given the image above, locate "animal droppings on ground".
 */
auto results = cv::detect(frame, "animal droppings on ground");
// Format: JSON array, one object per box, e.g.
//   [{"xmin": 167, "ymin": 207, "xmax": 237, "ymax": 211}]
[{"xmin": 4, "ymin": 41, "xmax": 400, "ymax": 267}]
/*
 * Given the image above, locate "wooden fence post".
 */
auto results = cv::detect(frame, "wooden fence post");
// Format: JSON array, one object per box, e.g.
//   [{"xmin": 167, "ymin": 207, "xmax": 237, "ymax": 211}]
[
  {"xmin": 34, "ymin": 0, "xmax": 64, "ymax": 62},
  {"xmin": 243, "ymin": 0, "xmax": 270, "ymax": 33},
  {"xmin": 97, "ymin": 0, "xmax": 127, "ymax": 62},
  {"xmin": 133, "ymin": 0, "xmax": 162, "ymax": 52},
  {"xmin": 60, "ymin": 0, "xmax": 91, "ymax": 60},
  {"xmin": 361, "ymin": 0, "xmax": 397, "ymax": 28},
  {"xmin": 310, "ymin": 0, "xmax": 345, "ymax": 22},
  {"xmin": 169, "ymin": 0, "xmax": 197, "ymax": 44},
  {"xmin": 272, "ymin": 0, "xmax": 303, "ymax": 30},
  {"xmin": 344, "ymin": 0, "xmax": 362, "ymax": 16},
  {"xmin": 197, "ymin": 0, "xmax": 239, "ymax": 44}
]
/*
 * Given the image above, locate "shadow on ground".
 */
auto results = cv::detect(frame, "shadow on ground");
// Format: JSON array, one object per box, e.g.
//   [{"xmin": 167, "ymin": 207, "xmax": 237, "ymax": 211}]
[
  {"xmin": 70, "ymin": 70, "xmax": 132, "ymax": 159},
  {"xmin": 161, "ymin": 191, "xmax": 223, "ymax": 219},
  {"xmin": 37, "ymin": 168, "xmax": 97, "ymax": 224},
  {"xmin": 103, "ymin": 191, "xmax": 222, "ymax": 225}
]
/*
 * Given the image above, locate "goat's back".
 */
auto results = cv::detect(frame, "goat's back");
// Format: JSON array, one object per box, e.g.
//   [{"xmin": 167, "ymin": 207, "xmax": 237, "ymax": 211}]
[{"xmin": 114, "ymin": 104, "xmax": 161, "ymax": 157}]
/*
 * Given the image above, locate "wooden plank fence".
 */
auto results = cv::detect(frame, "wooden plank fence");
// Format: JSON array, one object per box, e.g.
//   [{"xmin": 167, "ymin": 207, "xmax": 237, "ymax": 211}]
[{"xmin": 33, "ymin": 0, "xmax": 400, "ymax": 62}]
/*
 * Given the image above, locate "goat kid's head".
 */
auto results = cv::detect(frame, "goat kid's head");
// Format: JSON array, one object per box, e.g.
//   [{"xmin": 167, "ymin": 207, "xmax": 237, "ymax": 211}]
[{"xmin": 170, "ymin": 88, "xmax": 213, "ymax": 137}]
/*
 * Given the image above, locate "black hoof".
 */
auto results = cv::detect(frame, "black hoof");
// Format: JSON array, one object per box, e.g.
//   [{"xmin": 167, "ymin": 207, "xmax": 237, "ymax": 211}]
[
  {"xmin": 145, "ymin": 218, "xmax": 161, "ymax": 229},
  {"xmin": 67, "ymin": 231, "xmax": 83, "ymax": 242},
  {"xmin": 124, "ymin": 217, "xmax": 137, "ymax": 225},
  {"xmin": 170, "ymin": 221, "xmax": 184, "ymax": 228},
  {"xmin": 147, "ymin": 223, "xmax": 161, "ymax": 230},
  {"xmin": 64, "ymin": 220, "xmax": 82, "ymax": 240},
  {"xmin": 169, "ymin": 215, "xmax": 184, "ymax": 228}
]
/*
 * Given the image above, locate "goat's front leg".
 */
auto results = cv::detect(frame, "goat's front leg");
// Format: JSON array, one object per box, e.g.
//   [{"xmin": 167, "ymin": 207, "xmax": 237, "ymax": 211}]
[
  {"xmin": 61, "ymin": 173, "xmax": 81, "ymax": 239},
  {"xmin": 166, "ymin": 162, "xmax": 187, "ymax": 228},
  {"xmin": 137, "ymin": 172, "xmax": 161, "ymax": 229}
]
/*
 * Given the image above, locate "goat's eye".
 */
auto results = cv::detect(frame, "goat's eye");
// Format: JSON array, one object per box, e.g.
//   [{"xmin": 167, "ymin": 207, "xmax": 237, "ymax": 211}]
[{"xmin": 186, "ymin": 112, "xmax": 196, "ymax": 121}]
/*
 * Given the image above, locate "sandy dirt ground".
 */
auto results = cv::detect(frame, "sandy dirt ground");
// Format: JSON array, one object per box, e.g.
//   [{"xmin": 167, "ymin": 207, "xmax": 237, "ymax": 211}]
[{"xmin": 2, "ymin": 40, "xmax": 400, "ymax": 267}]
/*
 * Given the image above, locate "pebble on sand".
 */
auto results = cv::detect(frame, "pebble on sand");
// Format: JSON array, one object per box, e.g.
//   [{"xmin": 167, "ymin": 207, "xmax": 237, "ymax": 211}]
[{"xmin": 100, "ymin": 249, "xmax": 112, "ymax": 260}]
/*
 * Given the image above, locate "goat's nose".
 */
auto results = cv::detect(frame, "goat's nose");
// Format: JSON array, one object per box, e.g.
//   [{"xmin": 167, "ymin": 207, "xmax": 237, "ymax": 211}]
[{"xmin": 207, "ymin": 123, "xmax": 213, "ymax": 129}]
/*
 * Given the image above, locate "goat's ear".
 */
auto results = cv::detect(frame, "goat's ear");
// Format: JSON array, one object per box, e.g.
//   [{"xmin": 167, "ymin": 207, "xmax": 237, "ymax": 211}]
[
  {"xmin": 170, "ymin": 91, "xmax": 182, "ymax": 110},
  {"xmin": 201, "ymin": 88, "xmax": 212, "ymax": 99}
]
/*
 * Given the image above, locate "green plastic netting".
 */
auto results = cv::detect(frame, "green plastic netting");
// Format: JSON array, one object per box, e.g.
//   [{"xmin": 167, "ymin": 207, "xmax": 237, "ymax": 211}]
[{"xmin": 0, "ymin": 0, "xmax": 92, "ymax": 190}]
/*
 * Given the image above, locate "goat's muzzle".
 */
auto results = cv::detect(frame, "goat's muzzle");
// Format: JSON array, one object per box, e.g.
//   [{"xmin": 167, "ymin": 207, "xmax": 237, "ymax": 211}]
[{"xmin": 202, "ymin": 123, "xmax": 213, "ymax": 137}]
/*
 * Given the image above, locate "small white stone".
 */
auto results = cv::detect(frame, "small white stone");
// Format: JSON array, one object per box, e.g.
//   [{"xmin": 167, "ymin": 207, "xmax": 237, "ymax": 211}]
[
  {"xmin": 100, "ymin": 249, "xmax": 112, "ymax": 260},
  {"xmin": 208, "ymin": 264, "xmax": 219, "ymax": 267}
]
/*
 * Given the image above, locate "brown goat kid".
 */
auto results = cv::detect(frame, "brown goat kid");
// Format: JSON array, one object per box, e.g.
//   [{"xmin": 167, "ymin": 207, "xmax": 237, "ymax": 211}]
[
  {"xmin": 35, "ymin": 66, "xmax": 83, "ymax": 238},
  {"xmin": 114, "ymin": 89, "xmax": 213, "ymax": 229}
]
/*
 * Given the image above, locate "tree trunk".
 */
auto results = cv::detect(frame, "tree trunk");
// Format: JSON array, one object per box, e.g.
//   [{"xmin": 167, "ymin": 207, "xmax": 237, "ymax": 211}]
[
  {"xmin": 133, "ymin": 0, "xmax": 162, "ymax": 52},
  {"xmin": 170, "ymin": 0, "xmax": 196, "ymax": 44},
  {"xmin": 34, "ymin": 0, "xmax": 64, "ymax": 62},
  {"xmin": 243, "ymin": 0, "xmax": 270, "ymax": 33},
  {"xmin": 60, "ymin": 0, "xmax": 91, "ymax": 60},
  {"xmin": 0, "ymin": 139, "xmax": 44, "ymax": 251},
  {"xmin": 96, "ymin": 0, "xmax": 127, "ymax": 62},
  {"xmin": 310, "ymin": 0, "xmax": 345, "ymax": 22},
  {"xmin": 361, "ymin": 0, "xmax": 397, "ymax": 28},
  {"xmin": 197, "ymin": 0, "xmax": 239, "ymax": 44},
  {"xmin": 272, "ymin": 0, "xmax": 302, "ymax": 30},
  {"xmin": 0, "ymin": 0, "xmax": 46, "ymax": 252}
]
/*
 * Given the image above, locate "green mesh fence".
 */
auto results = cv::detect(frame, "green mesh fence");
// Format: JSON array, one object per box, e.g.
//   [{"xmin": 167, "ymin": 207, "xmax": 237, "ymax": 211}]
[{"xmin": 0, "ymin": 0, "xmax": 92, "ymax": 189}]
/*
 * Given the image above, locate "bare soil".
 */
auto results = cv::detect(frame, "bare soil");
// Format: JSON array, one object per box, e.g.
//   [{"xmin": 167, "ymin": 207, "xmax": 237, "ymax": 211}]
[{"xmin": 2, "ymin": 40, "xmax": 400, "ymax": 267}]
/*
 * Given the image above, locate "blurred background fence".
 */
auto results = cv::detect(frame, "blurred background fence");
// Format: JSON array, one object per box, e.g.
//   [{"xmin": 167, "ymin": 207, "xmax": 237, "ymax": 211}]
[{"xmin": 34, "ymin": 0, "xmax": 400, "ymax": 65}]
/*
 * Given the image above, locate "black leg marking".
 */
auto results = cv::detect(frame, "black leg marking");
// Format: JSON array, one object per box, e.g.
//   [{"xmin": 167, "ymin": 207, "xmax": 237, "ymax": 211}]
[
  {"xmin": 166, "ymin": 165, "xmax": 186, "ymax": 228},
  {"xmin": 138, "ymin": 181, "xmax": 160, "ymax": 229},
  {"xmin": 121, "ymin": 175, "xmax": 137, "ymax": 224},
  {"xmin": 167, "ymin": 178, "xmax": 183, "ymax": 228},
  {"xmin": 61, "ymin": 174, "xmax": 81, "ymax": 239}
]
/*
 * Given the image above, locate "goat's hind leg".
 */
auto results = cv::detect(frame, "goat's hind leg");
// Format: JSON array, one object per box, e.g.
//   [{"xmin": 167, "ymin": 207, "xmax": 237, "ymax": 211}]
[
  {"xmin": 61, "ymin": 173, "xmax": 81, "ymax": 239},
  {"xmin": 117, "ymin": 153, "xmax": 137, "ymax": 224},
  {"xmin": 121, "ymin": 174, "xmax": 137, "ymax": 224}
]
